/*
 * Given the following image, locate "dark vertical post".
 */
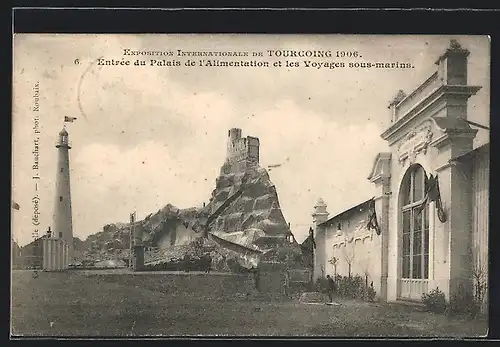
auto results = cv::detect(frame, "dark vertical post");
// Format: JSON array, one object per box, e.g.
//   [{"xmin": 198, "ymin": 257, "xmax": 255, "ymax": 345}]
[
  {"xmin": 134, "ymin": 246, "xmax": 144, "ymax": 271},
  {"xmin": 129, "ymin": 212, "xmax": 135, "ymax": 269},
  {"xmin": 310, "ymin": 237, "xmax": 315, "ymax": 290}
]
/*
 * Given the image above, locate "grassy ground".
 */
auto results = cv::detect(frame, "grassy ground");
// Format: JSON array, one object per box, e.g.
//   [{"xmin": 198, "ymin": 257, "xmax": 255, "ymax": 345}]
[{"xmin": 11, "ymin": 270, "xmax": 488, "ymax": 337}]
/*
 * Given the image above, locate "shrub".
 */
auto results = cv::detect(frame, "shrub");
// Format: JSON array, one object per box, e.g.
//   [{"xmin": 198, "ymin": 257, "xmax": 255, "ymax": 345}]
[
  {"xmin": 367, "ymin": 284, "xmax": 376, "ymax": 302},
  {"xmin": 446, "ymin": 284, "xmax": 480, "ymax": 319},
  {"xmin": 351, "ymin": 276, "xmax": 364, "ymax": 298},
  {"xmin": 316, "ymin": 275, "xmax": 377, "ymax": 302},
  {"xmin": 315, "ymin": 277, "xmax": 328, "ymax": 293},
  {"xmin": 422, "ymin": 287, "xmax": 447, "ymax": 314},
  {"xmin": 332, "ymin": 275, "xmax": 365, "ymax": 300}
]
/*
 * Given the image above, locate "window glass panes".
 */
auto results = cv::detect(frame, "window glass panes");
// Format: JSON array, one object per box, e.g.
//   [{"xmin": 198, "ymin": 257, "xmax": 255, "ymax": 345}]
[
  {"xmin": 403, "ymin": 210, "xmax": 411, "ymax": 232},
  {"xmin": 413, "ymin": 231, "xmax": 422, "ymax": 255},
  {"xmin": 403, "ymin": 256, "xmax": 411, "ymax": 278},
  {"xmin": 424, "ymin": 227, "xmax": 429, "ymax": 255},
  {"xmin": 414, "ymin": 208, "xmax": 422, "ymax": 232},
  {"xmin": 413, "ymin": 167, "xmax": 424, "ymax": 202},
  {"xmin": 424, "ymin": 253, "xmax": 429, "ymax": 279},
  {"xmin": 403, "ymin": 233, "xmax": 410, "ymax": 256},
  {"xmin": 403, "ymin": 178, "xmax": 412, "ymax": 205},
  {"xmin": 424, "ymin": 205, "xmax": 429, "ymax": 229},
  {"xmin": 400, "ymin": 165, "xmax": 431, "ymax": 281},
  {"xmin": 412, "ymin": 254, "xmax": 422, "ymax": 279}
]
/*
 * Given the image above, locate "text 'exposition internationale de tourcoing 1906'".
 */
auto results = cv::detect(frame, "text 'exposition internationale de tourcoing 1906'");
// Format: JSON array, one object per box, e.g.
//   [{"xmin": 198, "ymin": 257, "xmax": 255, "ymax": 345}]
[{"xmin": 74, "ymin": 49, "xmax": 416, "ymax": 70}]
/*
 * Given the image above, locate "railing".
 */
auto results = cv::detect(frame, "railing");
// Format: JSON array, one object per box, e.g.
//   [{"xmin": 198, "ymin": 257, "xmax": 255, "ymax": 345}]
[
  {"xmin": 55, "ymin": 141, "xmax": 72, "ymax": 148},
  {"xmin": 395, "ymin": 72, "xmax": 442, "ymax": 121},
  {"xmin": 399, "ymin": 278, "xmax": 429, "ymax": 301}
]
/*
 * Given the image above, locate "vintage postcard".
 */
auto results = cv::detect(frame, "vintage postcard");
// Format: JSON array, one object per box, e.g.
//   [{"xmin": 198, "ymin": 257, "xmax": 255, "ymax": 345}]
[{"xmin": 11, "ymin": 34, "xmax": 490, "ymax": 337}]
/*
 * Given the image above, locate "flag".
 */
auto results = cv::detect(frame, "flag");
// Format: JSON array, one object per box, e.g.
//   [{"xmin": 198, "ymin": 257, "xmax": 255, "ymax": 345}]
[
  {"xmin": 432, "ymin": 174, "xmax": 447, "ymax": 223},
  {"xmin": 366, "ymin": 199, "xmax": 381, "ymax": 235},
  {"xmin": 420, "ymin": 174, "xmax": 447, "ymax": 223},
  {"xmin": 64, "ymin": 116, "xmax": 77, "ymax": 123},
  {"xmin": 12, "ymin": 200, "xmax": 20, "ymax": 210},
  {"xmin": 423, "ymin": 174, "xmax": 438, "ymax": 203}
]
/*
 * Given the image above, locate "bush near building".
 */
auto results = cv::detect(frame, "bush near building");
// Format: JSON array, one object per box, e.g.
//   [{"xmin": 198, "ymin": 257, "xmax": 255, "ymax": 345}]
[
  {"xmin": 315, "ymin": 275, "xmax": 377, "ymax": 302},
  {"xmin": 421, "ymin": 286, "xmax": 484, "ymax": 319}
]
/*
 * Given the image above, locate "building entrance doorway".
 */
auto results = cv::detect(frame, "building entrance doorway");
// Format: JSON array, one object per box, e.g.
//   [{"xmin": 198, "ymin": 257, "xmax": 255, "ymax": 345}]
[{"xmin": 398, "ymin": 164, "xmax": 430, "ymax": 300}]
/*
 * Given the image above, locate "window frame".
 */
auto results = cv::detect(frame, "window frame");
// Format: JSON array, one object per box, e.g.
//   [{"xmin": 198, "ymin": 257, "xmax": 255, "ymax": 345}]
[{"xmin": 401, "ymin": 165, "xmax": 430, "ymax": 280}]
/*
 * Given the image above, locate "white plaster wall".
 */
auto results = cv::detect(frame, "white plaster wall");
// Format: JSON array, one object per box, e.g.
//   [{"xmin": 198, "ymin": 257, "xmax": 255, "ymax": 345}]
[{"xmin": 324, "ymin": 211, "xmax": 383, "ymax": 298}]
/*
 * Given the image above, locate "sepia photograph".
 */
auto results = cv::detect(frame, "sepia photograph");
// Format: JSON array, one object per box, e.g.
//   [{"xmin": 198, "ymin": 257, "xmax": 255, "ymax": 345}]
[{"xmin": 11, "ymin": 34, "xmax": 490, "ymax": 337}]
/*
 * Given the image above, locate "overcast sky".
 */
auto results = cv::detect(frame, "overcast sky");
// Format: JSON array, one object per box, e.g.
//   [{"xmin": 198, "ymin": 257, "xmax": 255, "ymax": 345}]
[{"xmin": 12, "ymin": 34, "xmax": 490, "ymax": 246}]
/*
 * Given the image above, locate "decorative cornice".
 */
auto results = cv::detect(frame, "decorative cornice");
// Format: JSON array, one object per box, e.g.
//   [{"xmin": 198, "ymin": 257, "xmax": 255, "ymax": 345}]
[
  {"xmin": 369, "ymin": 173, "xmax": 391, "ymax": 185},
  {"xmin": 354, "ymin": 232, "xmax": 374, "ymax": 243},
  {"xmin": 429, "ymin": 128, "xmax": 478, "ymax": 149},
  {"xmin": 332, "ymin": 241, "xmax": 346, "ymax": 248},
  {"xmin": 381, "ymin": 84, "xmax": 482, "ymax": 143},
  {"xmin": 329, "ymin": 221, "xmax": 373, "ymax": 247},
  {"xmin": 331, "ymin": 230, "xmax": 373, "ymax": 248},
  {"xmin": 367, "ymin": 152, "xmax": 392, "ymax": 182}
]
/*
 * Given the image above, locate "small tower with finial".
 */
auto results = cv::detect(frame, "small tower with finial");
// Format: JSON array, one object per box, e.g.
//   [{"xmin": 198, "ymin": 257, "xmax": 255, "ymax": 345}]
[
  {"xmin": 312, "ymin": 198, "xmax": 329, "ymax": 226},
  {"xmin": 53, "ymin": 126, "xmax": 74, "ymax": 262},
  {"xmin": 311, "ymin": 198, "xmax": 329, "ymax": 280}
]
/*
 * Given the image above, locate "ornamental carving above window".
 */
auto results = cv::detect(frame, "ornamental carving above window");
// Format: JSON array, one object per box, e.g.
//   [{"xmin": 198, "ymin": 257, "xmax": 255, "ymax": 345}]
[{"xmin": 398, "ymin": 122, "xmax": 434, "ymax": 165}]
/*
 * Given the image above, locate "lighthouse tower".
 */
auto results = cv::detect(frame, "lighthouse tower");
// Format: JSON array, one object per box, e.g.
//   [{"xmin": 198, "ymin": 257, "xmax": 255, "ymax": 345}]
[{"xmin": 53, "ymin": 126, "xmax": 74, "ymax": 261}]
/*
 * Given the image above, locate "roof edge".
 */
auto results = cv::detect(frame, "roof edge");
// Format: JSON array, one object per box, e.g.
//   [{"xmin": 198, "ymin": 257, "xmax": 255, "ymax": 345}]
[
  {"xmin": 450, "ymin": 142, "xmax": 490, "ymax": 162},
  {"xmin": 319, "ymin": 197, "xmax": 374, "ymax": 227}
]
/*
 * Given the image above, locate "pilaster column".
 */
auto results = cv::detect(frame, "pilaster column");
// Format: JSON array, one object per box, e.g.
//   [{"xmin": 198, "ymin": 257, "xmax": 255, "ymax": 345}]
[
  {"xmin": 312, "ymin": 198, "xmax": 329, "ymax": 281},
  {"xmin": 368, "ymin": 153, "xmax": 392, "ymax": 302},
  {"xmin": 433, "ymin": 131, "xmax": 476, "ymax": 299}
]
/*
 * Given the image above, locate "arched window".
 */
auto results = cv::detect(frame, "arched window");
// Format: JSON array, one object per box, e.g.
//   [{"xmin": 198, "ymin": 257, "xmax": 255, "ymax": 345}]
[{"xmin": 401, "ymin": 165, "xmax": 429, "ymax": 280}]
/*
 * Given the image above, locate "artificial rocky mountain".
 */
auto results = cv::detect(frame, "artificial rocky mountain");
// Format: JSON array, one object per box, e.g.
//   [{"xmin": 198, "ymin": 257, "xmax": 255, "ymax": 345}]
[{"xmin": 77, "ymin": 128, "xmax": 300, "ymax": 267}]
